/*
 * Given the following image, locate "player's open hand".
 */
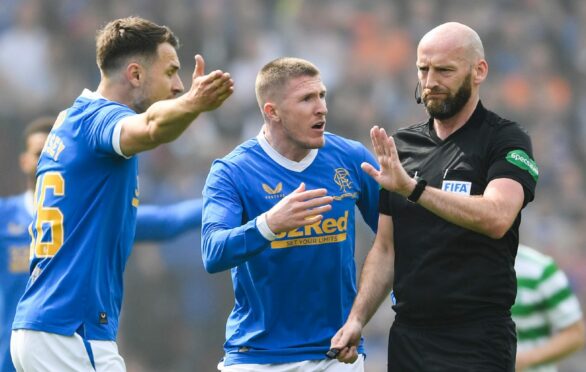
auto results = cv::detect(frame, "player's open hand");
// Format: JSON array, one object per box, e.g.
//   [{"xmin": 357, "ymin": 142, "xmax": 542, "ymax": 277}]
[
  {"xmin": 361, "ymin": 126, "xmax": 414, "ymax": 197},
  {"xmin": 186, "ymin": 54, "xmax": 234, "ymax": 112},
  {"xmin": 329, "ymin": 319, "xmax": 363, "ymax": 364},
  {"xmin": 265, "ymin": 183, "xmax": 333, "ymax": 234}
]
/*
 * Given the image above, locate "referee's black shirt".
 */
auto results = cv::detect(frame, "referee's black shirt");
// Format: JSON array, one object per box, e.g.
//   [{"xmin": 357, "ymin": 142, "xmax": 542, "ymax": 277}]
[{"xmin": 380, "ymin": 101, "xmax": 538, "ymax": 325}]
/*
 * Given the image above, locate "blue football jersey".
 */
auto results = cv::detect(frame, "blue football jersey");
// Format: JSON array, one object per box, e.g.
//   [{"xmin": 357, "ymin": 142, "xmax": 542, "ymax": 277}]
[
  {"xmin": 1, "ymin": 193, "xmax": 202, "ymax": 372},
  {"xmin": 0, "ymin": 192, "xmax": 33, "ymax": 372},
  {"xmin": 12, "ymin": 89, "xmax": 137, "ymax": 341},
  {"xmin": 202, "ymin": 132, "xmax": 379, "ymax": 365}
]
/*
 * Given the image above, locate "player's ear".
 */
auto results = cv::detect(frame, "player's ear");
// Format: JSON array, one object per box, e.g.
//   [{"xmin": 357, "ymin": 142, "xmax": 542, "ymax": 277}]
[
  {"xmin": 126, "ymin": 63, "xmax": 143, "ymax": 88},
  {"xmin": 263, "ymin": 102, "xmax": 280, "ymax": 122}
]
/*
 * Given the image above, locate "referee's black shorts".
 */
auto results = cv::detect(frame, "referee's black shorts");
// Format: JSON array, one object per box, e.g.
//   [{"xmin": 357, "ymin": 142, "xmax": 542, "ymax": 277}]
[{"xmin": 387, "ymin": 317, "xmax": 516, "ymax": 372}]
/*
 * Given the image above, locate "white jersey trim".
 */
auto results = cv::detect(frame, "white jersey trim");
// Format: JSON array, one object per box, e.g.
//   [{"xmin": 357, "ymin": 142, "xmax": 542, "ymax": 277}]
[
  {"xmin": 256, "ymin": 213, "xmax": 278, "ymax": 241},
  {"xmin": 112, "ymin": 121, "xmax": 129, "ymax": 159},
  {"xmin": 256, "ymin": 130, "xmax": 319, "ymax": 172}
]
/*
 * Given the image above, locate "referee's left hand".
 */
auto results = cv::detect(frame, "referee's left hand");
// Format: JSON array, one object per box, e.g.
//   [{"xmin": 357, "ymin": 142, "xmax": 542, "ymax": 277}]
[
  {"xmin": 362, "ymin": 125, "xmax": 416, "ymax": 198},
  {"xmin": 329, "ymin": 319, "xmax": 362, "ymax": 364}
]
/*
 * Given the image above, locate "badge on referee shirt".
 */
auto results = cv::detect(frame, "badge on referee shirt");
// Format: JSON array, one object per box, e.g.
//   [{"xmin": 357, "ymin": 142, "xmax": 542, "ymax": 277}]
[{"xmin": 441, "ymin": 180, "xmax": 471, "ymax": 195}]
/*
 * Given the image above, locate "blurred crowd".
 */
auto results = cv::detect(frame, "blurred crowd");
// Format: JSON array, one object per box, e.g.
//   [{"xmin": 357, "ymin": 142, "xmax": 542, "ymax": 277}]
[{"xmin": 1, "ymin": 0, "xmax": 586, "ymax": 371}]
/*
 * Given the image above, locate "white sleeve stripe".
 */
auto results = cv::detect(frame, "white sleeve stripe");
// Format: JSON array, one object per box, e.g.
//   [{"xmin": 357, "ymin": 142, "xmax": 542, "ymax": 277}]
[
  {"xmin": 256, "ymin": 213, "xmax": 278, "ymax": 241},
  {"xmin": 112, "ymin": 121, "xmax": 131, "ymax": 159}
]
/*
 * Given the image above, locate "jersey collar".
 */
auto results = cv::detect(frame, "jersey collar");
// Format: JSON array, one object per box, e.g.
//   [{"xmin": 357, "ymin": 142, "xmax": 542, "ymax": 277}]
[
  {"xmin": 428, "ymin": 100, "xmax": 487, "ymax": 142},
  {"xmin": 256, "ymin": 130, "xmax": 319, "ymax": 172},
  {"xmin": 80, "ymin": 88, "xmax": 106, "ymax": 100}
]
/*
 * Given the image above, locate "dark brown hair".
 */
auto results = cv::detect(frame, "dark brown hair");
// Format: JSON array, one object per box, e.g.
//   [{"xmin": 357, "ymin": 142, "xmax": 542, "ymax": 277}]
[{"xmin": 96, "ymin": 16, "xmax": 179, "ymax": 74}]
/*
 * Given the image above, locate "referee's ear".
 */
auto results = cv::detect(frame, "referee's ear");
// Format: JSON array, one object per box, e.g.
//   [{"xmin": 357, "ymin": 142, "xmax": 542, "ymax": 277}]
[{"xmin": 473, "ymin": 59, "xmax": 488, "ymax": 84}]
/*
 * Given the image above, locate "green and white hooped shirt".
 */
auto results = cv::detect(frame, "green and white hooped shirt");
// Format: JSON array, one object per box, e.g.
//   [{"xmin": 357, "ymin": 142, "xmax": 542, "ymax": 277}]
[{"xmin": 512, "ymin": 245, "xmax": 583, "ymax": 372}]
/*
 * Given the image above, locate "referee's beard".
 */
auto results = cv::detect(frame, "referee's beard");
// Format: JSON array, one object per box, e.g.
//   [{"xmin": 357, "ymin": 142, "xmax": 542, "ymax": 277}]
[{"xmin": 425, "ymin": 73, "xmax": 472, "ymax": 120}]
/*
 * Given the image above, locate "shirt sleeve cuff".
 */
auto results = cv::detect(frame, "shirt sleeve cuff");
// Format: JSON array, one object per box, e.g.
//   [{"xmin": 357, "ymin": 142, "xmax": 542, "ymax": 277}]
[
  {"xmin": 112, "ymin": 120, "xmax": 131, "ymax": 159},
  {"xmin": 256, "ymin": 213, "xmax": 278, "ymax": 241}
]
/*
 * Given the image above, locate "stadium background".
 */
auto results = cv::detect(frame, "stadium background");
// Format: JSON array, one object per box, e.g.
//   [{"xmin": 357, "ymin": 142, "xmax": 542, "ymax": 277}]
[{"xmin": 1, "ymin": 0, "xmax": 586, "ymax": 370}]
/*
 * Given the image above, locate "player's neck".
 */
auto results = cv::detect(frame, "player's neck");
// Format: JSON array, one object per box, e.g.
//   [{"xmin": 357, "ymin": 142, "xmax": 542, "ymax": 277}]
[
  {"xmin": 96, "ymin": 80, "xmax": 133, "ymax": 110},
  {"xmin": 263, "ymin": 125, "xmax": 310, "ymax": 163}
]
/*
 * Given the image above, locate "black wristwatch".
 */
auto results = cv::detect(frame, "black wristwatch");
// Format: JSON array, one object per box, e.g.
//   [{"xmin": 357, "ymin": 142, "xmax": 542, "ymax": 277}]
[{"xmin": 407, "ymin": 177, "xmax": 427, "ymax": 203}]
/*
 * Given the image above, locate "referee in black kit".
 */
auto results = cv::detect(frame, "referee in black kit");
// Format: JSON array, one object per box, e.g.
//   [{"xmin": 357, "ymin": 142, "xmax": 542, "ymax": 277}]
[{"xmin": 330, "ymin": 22, "xmax": 538, "ymax": 371}]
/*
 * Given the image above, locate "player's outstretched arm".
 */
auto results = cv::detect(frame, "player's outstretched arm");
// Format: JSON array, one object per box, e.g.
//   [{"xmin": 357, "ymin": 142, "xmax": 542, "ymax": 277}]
[
  {"xmin": 120, "ymin": 54, "xmax": 234, "ymax": 156},
  {"xmin": 135, "ymin": 199, "xmax": 203, "ymax": 242}
]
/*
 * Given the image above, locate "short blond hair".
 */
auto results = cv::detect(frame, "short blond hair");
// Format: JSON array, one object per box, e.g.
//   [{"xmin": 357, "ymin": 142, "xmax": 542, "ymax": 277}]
[{"xmin": 255, "ymin": 57, "xmax": 320, "ymax": 112}]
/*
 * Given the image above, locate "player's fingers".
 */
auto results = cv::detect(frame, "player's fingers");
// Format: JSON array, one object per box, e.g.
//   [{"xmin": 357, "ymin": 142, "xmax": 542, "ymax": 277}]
[
  {"xmin": 211, "ymin": 70, "xmax": 229, "ymax": 81},
  {"xmin": 301, "ymin": 207, "xmax": 332, "ymax": 222},
  {"xmin": 303, "ymin": 195, "xmax": 333, "ymax": 208},
  {"xmin": 295, "ymin": 188, "xmax": 328, "ymax": 200},
  {"xmin": 348, "ymin": 346, "xmax": 359, "ymax": 363},
  {"xmin": 213, "ymin": 79, "xmax": 234, "ymax": 96},
  {"xmin": 218, "ymin": 72, "xmax": 233, "ymax": 83},
  {"xmin": 215, "ymin": 91, "xmax": 233, "ymax": 104},
  {"xmin": 193, "ymin": 55, "xmax": 205, "ymax": 78},
  {"xmin": 308, "ymin": 204, "xmax": 333, "ymax": 215},
  {"xmin": 200, "ymin": 71, "xmax": 225, "ymax": 90},
  {"xmin": 216, "ymin": 75, "xmax": 234, "ymax": 88},
  {"xmin": 301, "ymin": 214, "xmax": 324, "ymax": 225},
  {"xmin": 214, "ymin": 81, "xmax": 235, "ymax": 97},
  {"xmin": 291, "ymin": 182, "xmax": 306, "ymax": 194}
]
